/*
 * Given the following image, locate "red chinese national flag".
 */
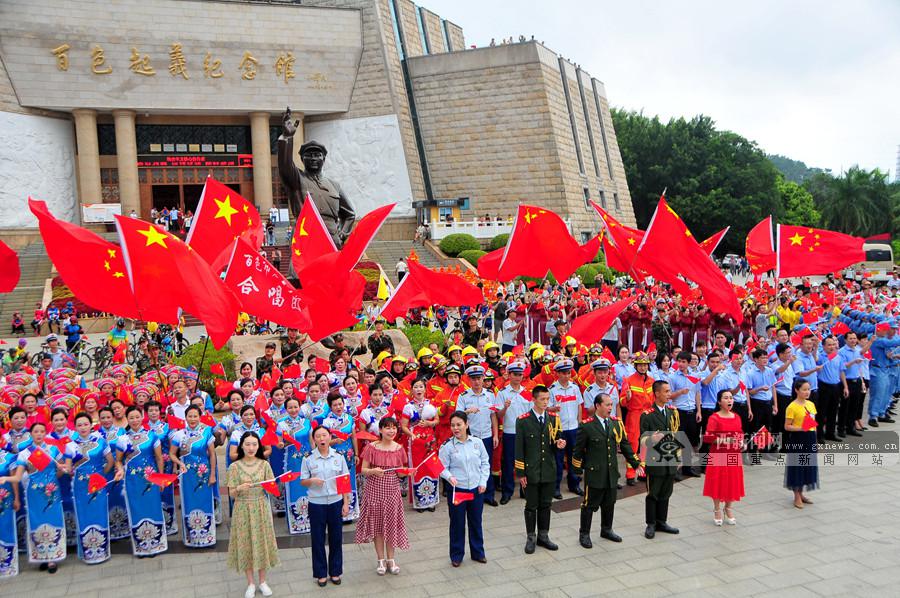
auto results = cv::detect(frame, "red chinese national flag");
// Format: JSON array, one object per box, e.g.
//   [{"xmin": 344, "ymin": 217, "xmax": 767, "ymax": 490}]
[
  {"xmin": 168, "ymin": 415, "xmax": 186, "ymax": 430},
  {"xmin": 477, "ymin": 247, "xmax": 503, "ymax": 280},
  {"xmin": 381, "ymin": 260, "xmax": 484, "ymax": 321},
  {"xmin": 452, "ymin": 489, "xmax": 475, "ymax": 505},
  {"xmin": 290, "ymin": 193, "xmax": 338, "ymax": 275},
  {"xmin": 636, "ymin": 197, "xmax": 741, "ymax": 321},
  {"xmin": 0, "ymin": 239, "xmax": 20, "ymax": 293},
  {"xmin": 260, "ymin": 424, "xmax": 280, "ymax": 447},
  {"xmin": 295, "ymin": 253, "xmax": 366, "ymax": 341},
  {"xmin": 746, "ymin": 216, "xmax": 776, "ymax": 275},
  {"xmin": 116, "ymin": 215, "xmax": 240, "ymax": 348},
  {"xmin": 29, "ymin": 198, "xmax": 140, "ymax": 318},
  {"xmin": 146, "ymin": 472, "xmax": 178, "ymax": 488},
  {"xmin": 88, "ymin": 472, "xmax": 108, "ymax": 494},
  {"xmin": 185, "ymin": 178, "xmax": 263, "ymax": 272},
  {"xmin": 224, "ymin": 238, "xmax": 312, "ymax": 330},
  {"xmin": 699, "ymin": 227, "xmax": 730, "ymax": 256},
  {"xmin": 356, "ymin": 430, "xmax": 378, "ymax": 442},
  {"xmin": 279, "ymin": 471, "xmax": 302, "ymax": 483},
  {"xmin": 283, "ymin": 364, "xmax": 302, "ymax": 379},
  {"xmin": 417, "ymin": 452, "xmax": 445, "ymax": 480},
  {"xmin": 334, "ymin": 473, "xmax": 352, "ymax": 494},
  {"xmin": 330, "ymin": 429, "xmax": 351, "ymax": 442},
  {"xmin": 831, "ymin": 321, "xmax": 850, "ymax": 336},
  {"xmin": 282, "ymin": 432, "xmax": 302, "ymax": 451},
  {"xmin": 591, "ymin": 202, "xmax": 645, "ymax": 278},
  {"xmin": 776, "ymin": 224, "xmax": 866, "ymax": 279},
  {"xmin": 261, "ymin": 480, "xmax": 281, "ymax": 497},
  {"xmin": 802, "ymin": 411, "xmax": 818, "ymax": 431},
  {"xmin": 567, "ymin": 298, "xmax": 635, "ymax": 347},
  {"xmin": 200, "ymin": 414, "xmax": 217, "ymax": 427},
  {"xmin": 496, "ymin": 205, "xmax": 590, "ymax": 281},
  {"xmin": 28, "ymin": 447, "xmax": 53, "ymax": 471},
  {"xmin": 210, "ymin": 363, "xmax": 226, "ymax": 378},
  {"xmin": 752, "ymin": 426, "xmax": 774, "ymax": 449},
  {"xmin": 335, "ymin": 203, "xmax": 396, "ymax": 272},
  {"xmin": 215, "ymin": 379, "xmax": 234, "ymax": 398}
]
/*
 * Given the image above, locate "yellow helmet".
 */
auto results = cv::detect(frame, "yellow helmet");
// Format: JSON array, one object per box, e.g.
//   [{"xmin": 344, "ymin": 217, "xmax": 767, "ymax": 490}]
[
  {"xmin": 375, "ymin": 351, "xmax": 393, "ymax": 368},
  {"xmin": 532, "ymin": 347, "xmax": 545, "ymax": 361},
  {"xmin": 633, "ymin": 351, "xmax": 651, "ymax": 365},
  {"xmin": 501, "ymin": 351, "xmax": 514, "ymax": 361},
  {"xmin": 484, "ymin": 341, "xmax": 500, "ymax": 353},
  {"xmin": 417, "ymin": 347, "xmax": 434, "ymax": 360},
  {"xmin": 528, "ymin": 342, "xmax": 543, "ymax": 356},
  {"xmin": 392, "ymin": 355, "xmax": 408, "ymax": 365},
  {"xmin": 448, "ymin": 344, "xmax": 463, "ymax": 355},
  {"xmin": 564, "ymin": 336, "xmax": 577, "ymax": 347},
  {"xmin": 461, "ymin": 346, "xmax": 478, "ymax": 357}
]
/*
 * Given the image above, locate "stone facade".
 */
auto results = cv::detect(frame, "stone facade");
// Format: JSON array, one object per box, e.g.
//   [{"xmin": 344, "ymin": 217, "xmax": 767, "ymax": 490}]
[{"xmin": 407, "ymin": 42, "xmax": 637, "ymax": 241}]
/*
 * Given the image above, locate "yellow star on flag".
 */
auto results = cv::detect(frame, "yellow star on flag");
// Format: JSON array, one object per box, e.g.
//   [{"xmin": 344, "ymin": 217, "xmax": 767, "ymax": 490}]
[
  {"xmin": 113, "ymin": 272, "xmax": 124, "ymax": 278},
  {"xmin": 213, "ymin": 195, "xmax": 239, "ymax": 226},
  {"xmin": 247, "ymin": 218, "xmax": 253, "ymax": 227},
  {"xmin": 107, "ymin": 249, "xmax": 117, "ymax": 258},
  {"xmin": 789, "ymin": 233, "xmax": 805, "ymax": 246},
  {"xmin": 627, "ymin": 238, "xmax": 636, "ymax": 245},
  {"xmin": 524, "ymin": 210, "xmax": 539, "ymax": 224},
  {"xmin": 242, "ymin": 204, "xmax": 249, "ymax": 213},
  {"xmin": 294, "ymin": 249, "xmax": 301, "ymax": 256},
  {"xmin": 297, "ymin": 217, "xmax": 309, "ymax": 237},
  {"xmin": 138, "ymin": 226, "xmax": 168, "ymax": 248},
  {"xmin": 104, "ymin": 260, "xmax": 111, "ymax": 271}
]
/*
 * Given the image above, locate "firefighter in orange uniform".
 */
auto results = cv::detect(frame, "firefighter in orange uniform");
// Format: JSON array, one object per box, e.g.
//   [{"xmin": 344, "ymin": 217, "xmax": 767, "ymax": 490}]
[{"xmin": 618, "ymin": 352, "xmax": 655, "ymax": 485}]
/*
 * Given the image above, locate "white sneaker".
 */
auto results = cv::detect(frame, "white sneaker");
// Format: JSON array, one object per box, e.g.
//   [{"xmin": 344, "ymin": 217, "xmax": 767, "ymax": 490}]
[
  {"xmin": 244, "ymin": 584, "xmax": 256, "ymax": 598},
  {"xmin": 259, "ymin": 583, "xmax": 273, "ymax": 597}
]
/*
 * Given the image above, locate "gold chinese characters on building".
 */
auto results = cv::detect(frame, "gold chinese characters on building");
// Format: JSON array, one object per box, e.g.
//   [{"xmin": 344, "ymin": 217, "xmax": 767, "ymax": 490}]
[{"xmin": 48, "ymin": 43, "xmax": 329, "ymax": 86}]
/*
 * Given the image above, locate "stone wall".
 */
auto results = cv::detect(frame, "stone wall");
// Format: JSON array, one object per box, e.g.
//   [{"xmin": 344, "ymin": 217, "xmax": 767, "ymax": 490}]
[
  {"xmin": 445, "ymin": 22, "xmax": 465, "ymax": 52},
  {"xmin": 419, "ymin": 8, "xmax": 448, "ymax": 54}
]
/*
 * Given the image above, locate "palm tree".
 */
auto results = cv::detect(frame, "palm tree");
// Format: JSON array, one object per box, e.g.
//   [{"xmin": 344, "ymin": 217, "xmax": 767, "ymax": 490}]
[{"xmin": 809, "ymin": 167, "xmax": 893, "ymax": 237}]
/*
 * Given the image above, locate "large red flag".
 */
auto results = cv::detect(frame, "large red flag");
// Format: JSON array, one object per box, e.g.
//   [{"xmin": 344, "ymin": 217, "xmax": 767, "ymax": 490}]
[
  {"xmin": 29, "ymin": 198, "xmax": 140, "ymax": 318},
  {"xmin": 746, "ymin": 216, "xmax": 776, "ymax": 276},
  {"xmin": 637, "ymin": 197, "xmax": 741, "ymax": 321},
  {"xmin": 590, "ymin": 202, "xmax": 645, "ymax": 279},
  {"xmin": 115, "ymin": 216, "xmax": 240, "ymax": 348},
  {"xmin": 477, "ymin": 247, "xmax": 503, "ymax": 280},
  {"xmin": 0, "ymin": 239, "xmax": 20, "ymax": 293},
  {"xmin": 381, "ymin": 260, "xmax": 484, "ymax": 321},
  {"xmin": 776, "ymin": 224, "xmax": 865, "ymax": 278},
  {"xmin": 297, "ymin": 260, "xmax": 365, "ymax": 341},
  {"xmin": 289, "ymin": 193, "xmax": 338, "ymax": 275},
  {"xmin": 497, "ymin": 205, "xmax": 588, "ymax": 281},
  {"xmin": 335, "ymin": 203, "xmax": 396, "ymax": 272},
  {"xmin": 224, "ymin": 238, "xmax": 311, "ymax": 329},
  {"xmin": 185, "ymin": 178, "xmax": 263, "ymax": 272},
  {"xmin": 567, "ymin": 298, "xmax": 636, "ymax": 346},
  {"xmin": 699, "ymin": 227, "xmax": 730, "ymax": 256}
]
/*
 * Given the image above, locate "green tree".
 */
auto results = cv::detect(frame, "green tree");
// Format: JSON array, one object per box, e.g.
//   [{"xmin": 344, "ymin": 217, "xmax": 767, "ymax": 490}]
[
  {"xmin": 767, "ymin": 154, "xmax": 826, "ymax": 184},
  {"xmin": 805, "ymin": 167, "xmax": 894, "ymax": 237},
  {"xmin": 777, "ymin": 175, "xmax": 820, "ymax": 226},
  {"xmin": 611, "ymin": 109, "xmax": 783, "ymax": 254}
]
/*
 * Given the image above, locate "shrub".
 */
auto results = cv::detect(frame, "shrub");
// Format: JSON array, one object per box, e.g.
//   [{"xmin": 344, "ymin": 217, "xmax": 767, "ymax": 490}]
[
  {"xmin": 174, "ymin": 340, "xmax": 237, "ymax": 395},
  {"xmin": 458, "ymin": 249, "xmax": 487, "ymax": 267},
  {"xmin": 576, "ymin": 264, "xmax": 599, "ymax": 284},
  {"xmin": 439, "ymin": 233, "xmax": 480, "ymax": 256},
  {"xmin": 402, "ymin": 325, "xmax": 445, "ymax": 356},
  {"xmin": 489, "ymin": 233, "xmax": 509, "ymax": 251}
]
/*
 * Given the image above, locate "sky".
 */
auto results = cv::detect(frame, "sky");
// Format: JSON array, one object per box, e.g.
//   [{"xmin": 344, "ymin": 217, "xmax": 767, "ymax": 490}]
[{"xmin": 425, "ymin": 0, "xmax": 900, "ymax": 177}]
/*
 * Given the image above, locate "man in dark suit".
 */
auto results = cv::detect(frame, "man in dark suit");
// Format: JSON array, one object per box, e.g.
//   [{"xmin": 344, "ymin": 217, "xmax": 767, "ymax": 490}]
[
  {"xmin": 572, "ymin": 393, "xmax": 643, "ymax": 547},
  {"xmin": 640, "ymin": 380, "xmax": 681, "ymax": 539},
  {"xmin": 515, "ymin": 385, "xmax": 566, "ymax": 554}
]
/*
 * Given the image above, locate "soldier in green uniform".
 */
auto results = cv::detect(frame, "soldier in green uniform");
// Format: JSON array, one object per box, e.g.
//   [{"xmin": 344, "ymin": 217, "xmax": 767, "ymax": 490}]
[
  {"xmin": 640, "ymin": 379, "xmax": 681, "ymax": 539},
  {"xmin": 515, "ymin": 385, "xmax": 567, "ymax": 554},
  {"xmin": 572, "ymin": 393, "xmax": 643, "ymax": 548}
]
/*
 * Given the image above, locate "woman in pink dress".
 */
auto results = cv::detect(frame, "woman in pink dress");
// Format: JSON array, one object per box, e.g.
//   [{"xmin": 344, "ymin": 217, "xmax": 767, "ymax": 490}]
[
  {"xmin": 355, "ymin": 416, "xmax": 410, "ymax": 576},
  {"xmin": 702, "ymin": 390, "xmax": 745, "ymax": 526}
]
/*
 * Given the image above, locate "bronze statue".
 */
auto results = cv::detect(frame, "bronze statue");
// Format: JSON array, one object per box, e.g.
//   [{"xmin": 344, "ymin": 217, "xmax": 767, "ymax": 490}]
[{"xmin": 277, "ymin": 107, "xmax": 356, "ymax": 248}]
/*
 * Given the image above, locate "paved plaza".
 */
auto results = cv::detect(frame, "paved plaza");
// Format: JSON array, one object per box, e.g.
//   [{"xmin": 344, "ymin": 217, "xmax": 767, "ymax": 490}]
[{"xmin": 4, "ymin": 422, "xmax": 900, "ymax": 598}]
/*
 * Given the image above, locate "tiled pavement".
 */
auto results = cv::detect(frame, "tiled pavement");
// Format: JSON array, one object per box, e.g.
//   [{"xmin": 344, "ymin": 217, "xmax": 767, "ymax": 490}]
[{"xmin": 4, "ymin": 426, "xmax": 900, "ymax": 598}]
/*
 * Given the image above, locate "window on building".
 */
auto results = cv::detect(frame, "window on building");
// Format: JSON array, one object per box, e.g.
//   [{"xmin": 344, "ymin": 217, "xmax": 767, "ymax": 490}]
[
  {"xmin": 459, "ymin": 197, "xmax": 470, "ymax": 211},
  {"xmin": 441, "ymin": 19, "xmax": 453, "ymax": 51},
  {"xmin": 613, "ymin": 192, "xmax": 620, "ymax": 210},
  {"xmin": 388, "ymin": 0, "xmax": 405, "ymax": 60},
  {"xmin": 416, "ymin": 7, "xmax": 430, "ymax": 54},
  {"xmin": 580, "ymin": 231, "xmax": 592, "ymax": 244},
  {"xmin": 582, "ymin": 187, "xmax": 590, "ymax": 208},
  {"xmin": 599, "ymin": 190, "xmax": 607, "ymax": 209},
  {"xmin": 438, "ymin": 207, "xmax": 453, "ymax": 221}
]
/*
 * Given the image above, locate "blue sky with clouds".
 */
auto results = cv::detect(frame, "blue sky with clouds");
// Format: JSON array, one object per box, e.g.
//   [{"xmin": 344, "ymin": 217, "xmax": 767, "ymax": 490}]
[{"xmin": 426, "ymin": 0, "xmax": 900, "ymax": 176}]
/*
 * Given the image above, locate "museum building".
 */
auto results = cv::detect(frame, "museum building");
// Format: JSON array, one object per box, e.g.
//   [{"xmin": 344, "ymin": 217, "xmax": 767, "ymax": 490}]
[{"xmin": 0, "ymin": 0, "xmax": 636, "ymax": 242}]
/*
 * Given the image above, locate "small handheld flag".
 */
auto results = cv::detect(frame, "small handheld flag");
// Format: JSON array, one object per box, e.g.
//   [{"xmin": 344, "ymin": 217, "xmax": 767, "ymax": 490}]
[
  {"xmin": 452, "ymin": 489, "xmax": 475, "ymax": 505},
  {"xmin": 261, "ymin": 480, "xmax": 281, "ymax": 497},
  {"xmin": 334, "ymin": 473, "xmax": 352, "ymax": 494},
  {"xmin": 146, "ymin": 472, "xmax": 178, "ymax": 488},
  {"xmin": 88, "ymin": 473, "xmax": 108, "ymax": 494}
]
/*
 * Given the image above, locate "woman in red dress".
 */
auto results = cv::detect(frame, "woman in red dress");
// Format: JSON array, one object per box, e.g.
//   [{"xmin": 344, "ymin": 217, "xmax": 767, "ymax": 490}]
[
  {"xmin": 355, "ymin": 416, "xmax": 410, "ymax": 576},
  {"xmin": 702, "ymin": 389, "xmax": 745, "ymax": 525}
]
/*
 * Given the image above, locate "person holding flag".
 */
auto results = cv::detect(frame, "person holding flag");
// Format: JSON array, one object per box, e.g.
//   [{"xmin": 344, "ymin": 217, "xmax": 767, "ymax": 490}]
[
  {"xmin": 321, "ymin": 394, "xmax": 359, "ymax": 521},
  {"xmin": 69, "ymin": 412, "xmax": 122, "ymax": 564},
  {"xmin": 226, "ymin": 431, "xmax": 279, "ymax": 598},
  {"xmin": 496, "ymin": 362, "xmax": 533, "ymax": 504},
  {"xmin": 438, "ymin": 411, "xmax": 490, "ymax": 567},
  {"xmin": 301, "ymin": 425, "xmax": 352, "ymax": 587},
  {"xmin": 783, "ymin": 379, "xmax": 820, "ymax": 509},
  {"xmin": 0, "ymin": 446, "xmax": 20, "ymax": 577},
  {"xmin": 1, "ymin": 421, "xmax": 71, "ymax": 573},
  {"xmin": 115, "ymin": 407, "xmax": 168, "ymax": 558},
  {"xmin": 277, "ymin": 397, "xmax": 313, "ymax": 535},
  {"xmin": 401, "ymin": 379, "xmax": 441, "ymax": 511},
  {"xmin": 169, "ymin": 405, "xmax": 217, "ymax": 548},
  {"xmin": 455, "ymin": 365, "xmax": 501, "ymax": 506},
  {"xmin": 145, "ymin": 400, "xmax": 178, "ymax": 535}
]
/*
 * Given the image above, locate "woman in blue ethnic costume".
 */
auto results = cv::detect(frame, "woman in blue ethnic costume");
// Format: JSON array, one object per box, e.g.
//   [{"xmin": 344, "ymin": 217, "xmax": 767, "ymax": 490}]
[
  {"xmin": 400, "ymin": 379, "xmax": 440, "ymax": 511},
  {"xmin": 144, "ymin": 399, "xmax": 178, "ymax": 535},
  {"xmin": 98, "ymin": 406, "xmax": 129, "ymax": 541},
  {"xmin": 170, "ymin": 405, "xmax": 217, "ymax": 548},
  {"xmin": 301, "ymin": 381, "xmax": 331, "ymax": 425},
  {"xmin": 2, "ymin": 406, "xmax": 32, "ymax": 553},
  {"xmin": 69, "ymin": 412, "xmax": 122, "ymax": 564},
  {"xmin": 277, "ymin": 397, "xmax": 312, "ymax": 534},
  {"xmin": 115, "ymin": 407, "xmax": 167, "ymax": 557},
  {"xmin": 48, "ymin": 407, "xmax": 77, "ymax": 548},
  {"xmin": 321, "ymin": 393, "xmax": 359, "ymax": 521},
  {"xmin": 0, "ymin": 447, "xmax": 21, "ymax": 577},
  {"xmin": 263, "ymin": 386, "xmax": 289, "ymax": 514},
  {"xmin": 3, "ymin": 422, "xmax": 70, "ymax": 573}
]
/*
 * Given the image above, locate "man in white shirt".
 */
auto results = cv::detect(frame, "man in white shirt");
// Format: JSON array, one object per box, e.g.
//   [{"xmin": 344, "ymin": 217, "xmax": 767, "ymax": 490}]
[
  {"xmin": 496, "ymin": 362, "xmax": 533, "ymax": 503},
  {"xmin": 547, "ymin": 359, "xmax": 584, "ymax": 497},
  {"xmin": 501, "ymin": 309, "xmax": 524, "ymax": 353},
  {"xmin": 583, "ymin": 358, "xmax": 619, "ymax": 418}
]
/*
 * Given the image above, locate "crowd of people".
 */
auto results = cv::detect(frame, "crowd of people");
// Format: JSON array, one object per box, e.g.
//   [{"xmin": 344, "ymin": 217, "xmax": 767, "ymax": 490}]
[{"xmin": 1, "ymin": 267, "xmax": 898, "ymax": 593}]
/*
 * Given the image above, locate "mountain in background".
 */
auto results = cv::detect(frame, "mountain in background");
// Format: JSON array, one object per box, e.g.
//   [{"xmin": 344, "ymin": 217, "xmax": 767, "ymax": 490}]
[{"xmin": 767, "ymin": 154, "xmax": 829, "ymax": 183}]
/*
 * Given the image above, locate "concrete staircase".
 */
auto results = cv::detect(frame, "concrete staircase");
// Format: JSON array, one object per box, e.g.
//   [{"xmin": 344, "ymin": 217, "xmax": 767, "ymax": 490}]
[
  {"xmin": 365, "ymin": 240, "xmax": 458, "ymax": 284},
  {"xmin": 0, "ymin": 242, "xmax": 52, "ymax": 331}
]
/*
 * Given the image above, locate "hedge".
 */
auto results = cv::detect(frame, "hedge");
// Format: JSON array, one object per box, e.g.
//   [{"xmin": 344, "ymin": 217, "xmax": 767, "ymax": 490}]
[
  {"xmin": 489, "ymin": 233, "xmax": 509, "ymax": 251},
  {"xmin": 458, "ymin": 249, "xmax": 487, "ymax": 267},
  {"xmin": 439, "ymin": 233, "xmax": 480, "ymax": 256},
  {"xmin": 402, "ymin": 325, "xmax": 445, "ymax": 355}
]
